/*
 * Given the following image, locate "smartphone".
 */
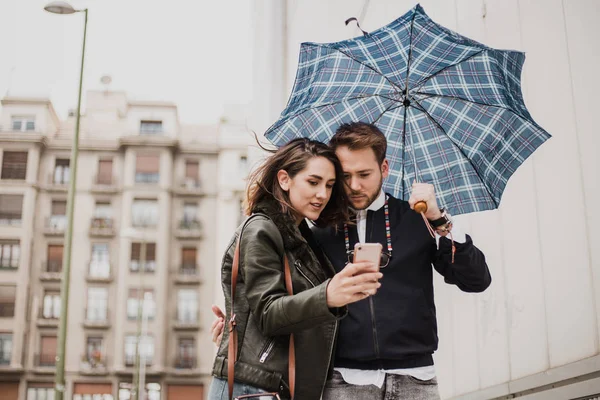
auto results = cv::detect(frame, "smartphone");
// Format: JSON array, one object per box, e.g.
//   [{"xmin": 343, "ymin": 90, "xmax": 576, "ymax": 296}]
[{"xmin": 353, "ymin": 242, "xmax": 382, "ymax": 270}]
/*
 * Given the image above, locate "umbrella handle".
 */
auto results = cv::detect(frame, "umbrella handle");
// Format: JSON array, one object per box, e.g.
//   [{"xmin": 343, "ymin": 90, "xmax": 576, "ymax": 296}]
[{"xmin": 414, "ymin": 201, "xmax": 428, "ymax": 214}]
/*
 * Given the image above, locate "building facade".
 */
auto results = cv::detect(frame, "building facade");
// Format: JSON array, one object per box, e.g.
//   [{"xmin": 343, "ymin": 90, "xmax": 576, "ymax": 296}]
[
  {"xmin": 0, "ymin": 91, "xmax": 249, "ymax": 400},
  {"xmin": 250, "ymin": 1, "xmax": 600, "ymax": 399}
]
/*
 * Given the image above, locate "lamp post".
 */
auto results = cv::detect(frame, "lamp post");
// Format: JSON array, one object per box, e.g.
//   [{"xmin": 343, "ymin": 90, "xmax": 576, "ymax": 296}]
[{"xmin": 44, "ymin": 2, "xmax": 88, "ymax": 400}]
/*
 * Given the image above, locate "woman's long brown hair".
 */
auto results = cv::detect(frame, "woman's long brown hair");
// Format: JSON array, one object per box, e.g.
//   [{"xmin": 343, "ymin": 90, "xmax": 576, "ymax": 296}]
[{"xmin": 245, "ymin": 138, "xmax": 349, "ymax": 227}]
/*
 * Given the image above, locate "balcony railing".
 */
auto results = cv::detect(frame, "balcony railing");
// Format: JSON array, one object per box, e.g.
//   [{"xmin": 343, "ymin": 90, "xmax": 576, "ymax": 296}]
[
  {"xmin": 0, "ymin": 356, "xmax": 10, "ymax": 366},
  {"xmin": 45, "ymin": 260, "xmax": 62, "ymax": 273},
  {"xmin": 80, "ymin": 353, "xmax": 108, "ymax": 374},
  {"xmin": 135, "ymin": 173, "xmax": 159, "ymax": 184},
  {"xmin": 37, "ymin": 307, "xmax": 60, "ymax": 327},
  {"xmin": 0, "ymin": 213, "xmax": 22, "ymax": 226},
  {"xmin": 175, "ymin": 264, "xmax": 201, "ymax": 284},
  {"xmin": 47, "ymin": 173, "xmax": 70, "ymax": 189},
  {"xmin": 44, "ymin": 216, "xmax": 67, "ymax": 235},
  {"xmin": 174, "ymin": 355, "xmax": 196, "ymax": 369},
  {"xmin": 174, "ymin": 312, "xmax": 199, "ymax": 330},
  {"xmin": 129, "ymin": 260, "xmax": 156, "ymax": 273},
  {"xmin": 174, "ymin": 219, "xmax": 202, "ymax": 239},
  {"xmin": 83, "ymin": 309, "xmax": 110, "ymax": 328},
  {"xmin": 35, "ymin": 353, "xmax": 57, "ymax": 367},
  {"xmin": 89, "ymin": 217, "xmax": 116, "ymax": 236},
  {"xmin": 86, "ymin": 263, "xmax": 112, "ymax": 282},
  {"xmin": 39, "ymin": 261, "xmax": 62, "ymax": 282},
  {"xmin": 124, "ymin": 354, "xmax": 153, "ymax": 367},
  {"xmin": 0, "ymin": 262, "xmax": 18, "ymax": 271}
]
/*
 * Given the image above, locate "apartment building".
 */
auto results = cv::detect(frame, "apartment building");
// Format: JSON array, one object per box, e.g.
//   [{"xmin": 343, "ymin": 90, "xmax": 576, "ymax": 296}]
[{"xmin": 0, "ymin": 91, "xmax": 249, "ymax": 400}]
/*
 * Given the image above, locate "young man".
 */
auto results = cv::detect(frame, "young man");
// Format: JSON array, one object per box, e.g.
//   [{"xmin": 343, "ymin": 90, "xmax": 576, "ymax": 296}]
[
  {"xmin": 314, "ymin": 122, "xmax": 491, "ymax": 399},
  {"xmin": 211, "ymin": 122, "xmax": 491, "ymax": 399}
]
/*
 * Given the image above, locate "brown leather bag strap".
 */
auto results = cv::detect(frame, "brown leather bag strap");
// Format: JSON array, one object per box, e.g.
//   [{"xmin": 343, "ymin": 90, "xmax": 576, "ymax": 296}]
[{"xmin": 228, "ymin": 232, "xmax": 296, "ymax": 400}]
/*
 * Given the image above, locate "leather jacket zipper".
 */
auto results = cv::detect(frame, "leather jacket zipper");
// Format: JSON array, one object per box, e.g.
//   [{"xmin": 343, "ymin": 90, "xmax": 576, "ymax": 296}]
[
  {"xmin": 294, "ymin": 260, "xmax": 316, "ymax": 287},
  {"xmin": 369, "ymin": 297, "xmax": 381, "ymax": 358},
  {"xmin": 259, "ymin": 339, "xmax": 276, "ymax": 363}
]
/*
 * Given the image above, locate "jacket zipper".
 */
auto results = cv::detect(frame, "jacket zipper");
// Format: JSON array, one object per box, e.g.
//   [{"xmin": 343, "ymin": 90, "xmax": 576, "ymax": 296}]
[
  {"xmin": 369, "ymin": 297, "xmax": 381, "ymax": 358},
  {"xmin": 294, "ymin": 260, "xmax": 316, "ymax": 287},
  {"xmin": 259, "ymin": 339, "xmax": 276, "ymax": 363}
]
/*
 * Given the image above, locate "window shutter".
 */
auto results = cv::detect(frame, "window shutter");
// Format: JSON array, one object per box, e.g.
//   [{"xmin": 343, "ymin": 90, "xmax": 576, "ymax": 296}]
[
  {"xmin": 136, "ymin": 155, "xmax": 159, "ymax": 173},
  {"xmin": 97, "ymin": 159, "xmax": 113, "ymax": 184}
]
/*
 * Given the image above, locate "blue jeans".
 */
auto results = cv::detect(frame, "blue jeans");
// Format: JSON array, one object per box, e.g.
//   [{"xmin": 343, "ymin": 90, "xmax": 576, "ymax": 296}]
[
  {"xmin": 322, "ymin": 370, "xmax": 440, "ymax": 400},
  {"xmin": 208, "ymin": 377, "xmax": 278, "ymax": 400}
]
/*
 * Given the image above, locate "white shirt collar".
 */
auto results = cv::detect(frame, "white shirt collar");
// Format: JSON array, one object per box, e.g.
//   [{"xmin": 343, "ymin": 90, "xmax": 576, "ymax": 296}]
[{"xmin": 367, "ymin": 190, "xmax": 386, "ymax": 211}]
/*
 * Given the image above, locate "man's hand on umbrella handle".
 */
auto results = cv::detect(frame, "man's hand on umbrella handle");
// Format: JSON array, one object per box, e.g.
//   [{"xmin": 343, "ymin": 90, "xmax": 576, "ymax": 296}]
[
  {"xmin": 211, "ymin": 305, "xmax": 225, "ymax": 347},
  {"xmin": 409, "ymin": 182, "xmax": 442, "ymax": 220}
]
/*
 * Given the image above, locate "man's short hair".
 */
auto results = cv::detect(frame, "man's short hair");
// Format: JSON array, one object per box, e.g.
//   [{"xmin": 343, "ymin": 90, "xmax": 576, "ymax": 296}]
[{"xmin": 329, "ymin": 122, "xmax": 387, "ymax": 164}]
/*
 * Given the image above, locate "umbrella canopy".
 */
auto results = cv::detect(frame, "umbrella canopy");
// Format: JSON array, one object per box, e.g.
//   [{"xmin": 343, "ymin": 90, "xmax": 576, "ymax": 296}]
[{"xmin": 264, "ymin": 4, "xmax": 551, "ymax": 215}]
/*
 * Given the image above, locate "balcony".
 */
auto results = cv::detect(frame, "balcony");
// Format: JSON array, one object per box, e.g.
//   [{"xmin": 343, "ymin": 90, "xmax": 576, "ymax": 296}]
[
  {"xmin": 124, "ymin": 354, "xmax": 153, "ymax": 367},
  {"xmin": 129, "ymin": 260, "xmax": 156, "ymax": 273},
  {"xmin": 174, "ymin": 219, "xmax": 203, "ymax": 239},
  {"xmin": 171, "ymin": 355, "xmax": 199, "ymax": 375},
  {"xmin": 86, "ymin": 265, "xmax": 113, "ymax": 283},
  {"xmin": 46, "ymin": 173, "xmax": 69, "ymax": 192},
  {"xmin": 175, "ymin": 264, "xmax": 201, "ymax": 284},
  {"xmin": 91, "ymin": 175, "xmax": 119, "ymax": 194},
  {"xmin": 171, "ymin": 178, "xmax": 204, "ymax": 196},
  {"xmin": 173, "ymin": 313, "xmax": 200, "ymax": 330},
  {"xmin": 43, "ymin": 216, "xmax": 67, "ymax": 236},
  {"xmin": 0, "ymin": 261, "xmax": 18, "ymax": 271},
  {"xmin": 89, "ymin": 217, "xmax": 116, "ymax": 237},
  {"xmin": 37, "ymin": 308, "xmax": 59, "ymax": 327},
  {"xmin": 82, "ymin": 309, "xmax": 111, "ymax": 329},
  {"xmin": 80, "ymin": 353, "xmax": 109, "ymax": 375},
  {"xmin": 33, "ymin": 353, "xmax": 56, "ymax": 374},
  {"xmin": 0, "ymin": 213, "xmax": 22, "ymax": 227},
  {"xmin": 39, "ymin": 261, "xmax": 62, "ymax": 282}
]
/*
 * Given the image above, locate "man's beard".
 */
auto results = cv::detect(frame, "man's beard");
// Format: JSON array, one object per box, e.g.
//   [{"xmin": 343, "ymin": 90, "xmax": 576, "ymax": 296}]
[{"xmin": 349, "ymin": 176, "xmax": 384, "ymax": 211}]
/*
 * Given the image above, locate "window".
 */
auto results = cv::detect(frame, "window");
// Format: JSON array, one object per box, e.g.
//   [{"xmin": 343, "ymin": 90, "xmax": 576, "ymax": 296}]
[
  {"xmin": 92, "ymin": 202, "xmax": 113, "ymax": 230},
  {"xmin": 1, "ymin": 151, "xmax": 28, "ymax": 180},
  {"xmin": 39, "ymin": 335, "xmax": 57, "ymax": 366},
  {"xmin": 176, "ymin": 338, "xmax": 195, "ymax": 368},
  {"xmin": 85, "ymin": 336, "xmax": 104, "ymax": 365},
  {"xmin": 127, "ymin": 289, "xmax": 155, "ymax": 320},
  {"xmin": 86, "ymin": 288, "xmax": 108, "ymax": 322},
  {"xmin": 119, "ymin": 382, "xmax": 160, "ymax": 400},
  {"xmin": 11, "ymin": 116, "xmax": 35, "ymax": 132},
  {"xmin": 177, "ymin": 289, "xmax": 197, "ymax": 323},
  {"xmin": 124, "ymin": 335, "xmax": 154, "ymax": 366},
  {"xmin": 90, "ymin": 243, "xmax": 110, "ymax": 278},
  {"xmin": 96, "ymin": 159, "xmax": 113, "ymax": 185},
  {"xmin": 72, "ymin": 383, "xmax": 113, "ymax": 400},
  {"xmin": 49, "ymin": 200, "xmax": 67, "ymax": 229},
  {"xmin": 47, "ymin": 244, "xmax": 64, "ymax": 273},
  {"xmin": 180, "ymin": 203, "xmax": 199, "ymax": 229},
  {"xmin": 139, "ymin": 120, "xmax": 163, "ymax": 135},
  {"xmin": 41, "ymin": 291, "xmax": 60, "ymax": 319},
  {"xmin": 131, "ymin": 199, "xmax": 158, "ymax": 227},
  {"xmin": 135, "ymin": 154, "xmax": 160, "ymax": 184},
  {"xmin": 239, "ymin": 155, "xmax": 248, "ymax": 175},
  {"xmin": 0, "ymin": 240, "xmax": 20, "ymax": 269},
  {"xmin": 130, "ymin": 243, "xmax": 156, "ymax": 272},
  {"xmin": 53, "ymin": 159, "xmax": 70, "ymax": 184},
  {"xmin": 26, "ymin": 385, "xmax": 55, "ymax": 400},
  {"xmin": 0, "ymin": 195, "xmax": 23, "ymax": 225},
  {"xmin": 0, "ymin": 286, "xmax": 16, "ymax": 317},
  {"xmin": 184, "ymin": 160, "xmax": 199, "ymax": 187},
  {"xmin": 0, "ymin": 333, "xmax": 11, "ymax": 365},
  {"xmin": 180, "ymin": 247, "xmax": 197, "ymax": 274}
]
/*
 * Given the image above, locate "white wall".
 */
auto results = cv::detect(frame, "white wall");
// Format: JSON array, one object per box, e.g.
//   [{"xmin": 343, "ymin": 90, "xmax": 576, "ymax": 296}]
[{"xmin": 251, "ymin": 1, "xmax": 600, "ymax": 398}]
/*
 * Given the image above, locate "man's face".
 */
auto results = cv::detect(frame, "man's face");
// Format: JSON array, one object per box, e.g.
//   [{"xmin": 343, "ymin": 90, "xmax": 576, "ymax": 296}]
[{"xmin": 335, "ymin": 145, "xmax": 389, "ymax": 210}]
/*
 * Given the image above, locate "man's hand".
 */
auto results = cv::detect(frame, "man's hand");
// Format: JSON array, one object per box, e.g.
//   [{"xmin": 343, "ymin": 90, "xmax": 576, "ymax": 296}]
[
  {"xmin": 409, "ymin": 182, "xmax": 442, "ymax": 220},
  {"xmin": 210, "ymin": 305, "xmax": 225, "ymax": 347}
]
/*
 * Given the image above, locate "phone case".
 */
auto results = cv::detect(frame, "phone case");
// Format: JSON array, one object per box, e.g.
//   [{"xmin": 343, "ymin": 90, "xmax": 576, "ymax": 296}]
[{"xmin": 353, "ymin": 242, "xmax": 382, "ymax": 266}]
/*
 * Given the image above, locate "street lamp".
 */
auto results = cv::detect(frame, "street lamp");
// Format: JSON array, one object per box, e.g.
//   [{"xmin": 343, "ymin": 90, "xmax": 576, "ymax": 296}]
[{"xmin": 44, "ymin": 2, "xmax": 88, "ymax": 400}]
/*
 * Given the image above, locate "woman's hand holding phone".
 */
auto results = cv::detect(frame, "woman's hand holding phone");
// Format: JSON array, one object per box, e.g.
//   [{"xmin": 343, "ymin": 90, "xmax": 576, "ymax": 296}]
[{"xmin": 326, "ymin": 261, "xmax": 382, "ymax": 308}]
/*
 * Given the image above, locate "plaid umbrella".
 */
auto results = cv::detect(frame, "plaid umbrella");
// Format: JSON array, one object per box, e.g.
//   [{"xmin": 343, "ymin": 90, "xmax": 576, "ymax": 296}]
[{"xmin": 264, "ymin": 4, "xmax": 551, "ymax": 215}]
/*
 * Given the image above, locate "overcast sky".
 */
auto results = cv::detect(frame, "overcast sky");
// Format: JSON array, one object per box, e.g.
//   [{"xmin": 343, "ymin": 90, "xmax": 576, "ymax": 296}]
[{"xmin": 0, "ymin": 0, "xmax": 253, "ymax": 124}]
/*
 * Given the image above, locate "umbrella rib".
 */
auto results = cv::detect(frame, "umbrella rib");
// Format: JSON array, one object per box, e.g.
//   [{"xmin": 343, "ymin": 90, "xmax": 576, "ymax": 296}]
[
  {"xmin": 410, "ymin": 99, "xmax": 500, "ymax": 207},
  {"xmin": 325, "ymin": 46, "xmax": 404, "ymax": 92},
  {"xmin": 411, "ymin": 50, "xmax": 486, "ymax": 93},
  {"xmin": 266, "ymin": 92, "xmax": 398, "ymax": 133},
  {"xmin": 415, "ymin": 91, "xmax": 519, "ymax": 115},
  {"xmin": 403, "ymin": 9, "xmax": 418, "ymax": 95}
]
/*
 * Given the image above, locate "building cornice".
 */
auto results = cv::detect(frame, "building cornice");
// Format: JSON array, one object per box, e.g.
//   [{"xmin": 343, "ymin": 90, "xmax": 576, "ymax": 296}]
[
  {"xmin": 119, "ymin": 135, "xmax": 180, "ymax": 149},
  {"xmin": 0, "ymin": 133, "xmax": 48, "ymax": 147}
]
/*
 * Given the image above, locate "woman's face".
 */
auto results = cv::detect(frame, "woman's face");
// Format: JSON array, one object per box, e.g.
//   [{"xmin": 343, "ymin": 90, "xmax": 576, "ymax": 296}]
[{"xmin": 278, "ymin": 156, "xmax": 336, "ymax": 223}]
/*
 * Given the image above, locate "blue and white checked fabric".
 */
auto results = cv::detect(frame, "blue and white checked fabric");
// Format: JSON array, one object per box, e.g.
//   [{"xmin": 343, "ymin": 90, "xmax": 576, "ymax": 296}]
[{"xmin": 264, "ymin": 4, "xmax": 551, "ymax": 215}]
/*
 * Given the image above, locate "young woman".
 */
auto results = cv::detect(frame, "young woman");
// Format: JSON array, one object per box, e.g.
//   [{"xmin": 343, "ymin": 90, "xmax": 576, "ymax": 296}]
[{"xmin": 208, "ymin": 138, "xmax": 382, "ymax": 400}]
